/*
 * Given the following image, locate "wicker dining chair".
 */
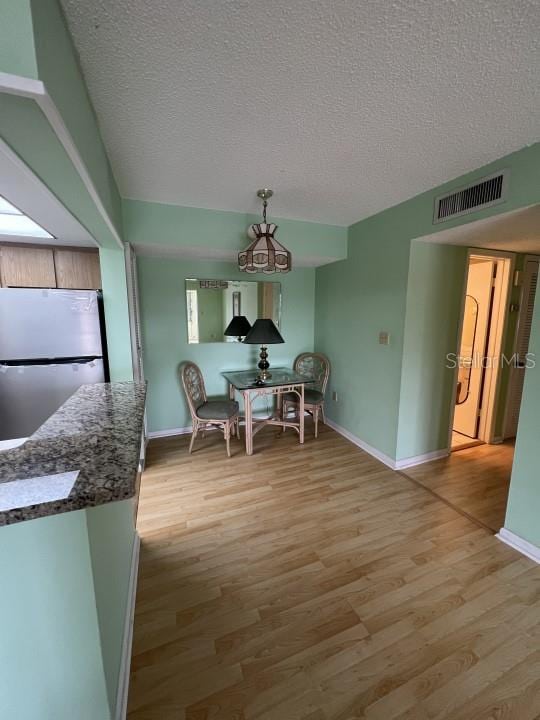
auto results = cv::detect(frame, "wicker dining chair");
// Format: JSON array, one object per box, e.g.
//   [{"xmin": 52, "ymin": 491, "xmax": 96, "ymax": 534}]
[
  {"xmin": 180, "ymin": 361, "xmax": 240, "ymax": 457},
  {"xmin": 282, "ymin": 352, "xmax": 331, "ymax": 438}
]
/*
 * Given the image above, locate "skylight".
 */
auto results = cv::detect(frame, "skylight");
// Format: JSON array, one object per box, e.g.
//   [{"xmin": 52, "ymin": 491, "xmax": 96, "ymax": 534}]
[{"xmin": 0, "ymin": 196, "xmax": 54, "ymax": 239}]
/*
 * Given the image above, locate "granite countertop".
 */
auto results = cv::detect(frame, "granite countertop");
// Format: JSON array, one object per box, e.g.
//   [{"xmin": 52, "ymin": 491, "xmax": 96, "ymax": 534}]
[{"xmin": 0, "ymin": 382, "xmax": 146, "ymax": 527}]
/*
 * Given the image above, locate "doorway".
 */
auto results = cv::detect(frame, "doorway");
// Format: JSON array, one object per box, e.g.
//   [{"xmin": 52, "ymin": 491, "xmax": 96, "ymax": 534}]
[
  {"xmin": 450, "ymin": 251, "xmax": 513, "ymax": 451},
  {"xmin": 401, "ymin": 205, "xmax": 540, "ymax": 533},
  {"xmin": 409, "ymin": 250, "xmax": 540, "ymax": 532}
]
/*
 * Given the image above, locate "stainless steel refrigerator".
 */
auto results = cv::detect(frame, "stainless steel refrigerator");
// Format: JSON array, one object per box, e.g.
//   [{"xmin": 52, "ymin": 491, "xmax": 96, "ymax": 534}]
[{"xmin": 0, "ymin": 288, "xmax": 109, "ymax": 441}]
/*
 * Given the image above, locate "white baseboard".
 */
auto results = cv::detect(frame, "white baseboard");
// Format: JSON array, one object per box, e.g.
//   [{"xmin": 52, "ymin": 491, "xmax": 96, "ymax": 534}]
[
  {"xmin": 496, "ymin": 528, "xmax": 540, "ymax": 564},
  {"xmin": 395, "ymin": 449, "xmax": 449, "ymax": 470},
  {"xmin": 115, "ymin": 532, "xmax": 141, "ymax": 720},
  {"xmin": 325, "ymin": 418, "xmax": 449, "ymax": 471},
  {"xmin": 147, "ymin": 426, "xmax": 191, "ymax": 439},
  {"xmin": 147, "ymin": 415, "xmax": 272, "ymax": 440},
  {"xmin": 325, "ymin": 418, "xmax": 397, "ymax": 469}
]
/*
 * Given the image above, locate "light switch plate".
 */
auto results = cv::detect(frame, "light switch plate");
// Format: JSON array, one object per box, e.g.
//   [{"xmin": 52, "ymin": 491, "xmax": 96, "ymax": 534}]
[
  {"xmin": 379, "ymin": 331, "xmax": 390, "ymax": 345},
  {"xmin": 332, "ymin": 391, "xmax": 338, "ymax": 402}
]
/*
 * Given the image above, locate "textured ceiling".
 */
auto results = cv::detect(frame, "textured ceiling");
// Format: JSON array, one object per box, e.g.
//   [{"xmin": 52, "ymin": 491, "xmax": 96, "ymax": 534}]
[{"xmin": 61, "ymin": 0, "xmax": 540, "ymax": 226}]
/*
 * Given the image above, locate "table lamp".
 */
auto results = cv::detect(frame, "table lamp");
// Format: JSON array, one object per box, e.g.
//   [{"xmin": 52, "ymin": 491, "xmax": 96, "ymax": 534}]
[
  {"xmin": 224, "ymin": 315, "xmax": 252, "ymax": 341},
  {"xmin": 243, "ymin": 318, "xmax": 284, "ymax": 382}
]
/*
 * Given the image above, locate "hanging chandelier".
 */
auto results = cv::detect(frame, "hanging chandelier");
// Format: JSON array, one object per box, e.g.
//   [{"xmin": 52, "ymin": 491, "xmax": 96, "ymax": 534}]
[{"xmin": 238, "ymin": 189, "xmax": 292, "ymax": 274}]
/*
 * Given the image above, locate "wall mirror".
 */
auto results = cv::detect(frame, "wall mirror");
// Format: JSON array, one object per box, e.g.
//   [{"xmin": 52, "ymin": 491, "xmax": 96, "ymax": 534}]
[{"xmin": 185, "ymin": 279, "xmax": 281, "ymax": 344}]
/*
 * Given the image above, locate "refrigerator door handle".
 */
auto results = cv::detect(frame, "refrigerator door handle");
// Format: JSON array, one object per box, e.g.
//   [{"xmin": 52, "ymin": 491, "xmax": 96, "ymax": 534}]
[{"xmin": 0, "ymin": 356, "xmax": 103, "ymax": 367}]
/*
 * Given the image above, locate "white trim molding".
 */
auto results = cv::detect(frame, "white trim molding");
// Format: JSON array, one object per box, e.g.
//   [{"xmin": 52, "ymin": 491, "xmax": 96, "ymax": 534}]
[
  {"xmin": 147, "ymin": 426, "xmax": 192, "ymax": 439},
  {"xmin": 115, "ymin": 532, "xmax": 141, "ymax": 720},
  {"xmin": 147, "ymin": 417, "xmax": 271, "ymax": 441},
  {"xmin": 395, "ymin": 449, "xmax": 449, "ymax": 470},
  {"xmin": 0, "ymin": 72, "xmax": 123, "ymax": 249},
  {"xmin": 325, "ymin": 418, "xmax": 449, "ymax": 471},
  {"xmin": 0, "ymin": 71, "xmax": 45, "ymax": 98},
  {"xmin": 325, "ymin": 418, "xmax": 397, "ymax": 469},
  {"xmin": 496, "ymin": 528, "xmax": 540, "ymax": 564}
]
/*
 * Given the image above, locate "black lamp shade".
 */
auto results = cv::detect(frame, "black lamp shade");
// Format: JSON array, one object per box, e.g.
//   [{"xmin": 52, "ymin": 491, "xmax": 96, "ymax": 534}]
[
  {"xmin": 224, "ymin": 315, "xmax": 252, "ymax": 337},
  {"xmin": 243, "ymin": 318, "xmax": 284, "ymax": 345}
]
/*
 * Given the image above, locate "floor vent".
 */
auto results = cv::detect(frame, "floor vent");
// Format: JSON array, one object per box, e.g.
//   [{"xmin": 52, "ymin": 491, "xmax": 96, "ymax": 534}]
[{"xmin": 434, "ymin": 170, "xmax": 508, "ymax": 224}]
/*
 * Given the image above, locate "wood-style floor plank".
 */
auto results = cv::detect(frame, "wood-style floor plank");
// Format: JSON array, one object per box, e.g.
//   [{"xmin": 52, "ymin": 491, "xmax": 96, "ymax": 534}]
[
  {"xmin": 401, "ymin": 441, "xmax": 514, "ymax": 532},
  {"xmin": 128, "ymin": 424, "xmax": 539, "ymax": 719}
]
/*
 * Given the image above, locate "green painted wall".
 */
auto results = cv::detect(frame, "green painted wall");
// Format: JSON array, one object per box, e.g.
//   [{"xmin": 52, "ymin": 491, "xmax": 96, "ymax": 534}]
[
  {"xmin": 315, "ymin": 211, "xmax": 411, "ymax": 458},
  {"xmin": 396, "ymin": 242, "xmax": 468, "ymax": 461},
  {"xmin": 0, "ymin": 0, "xmax": 37, "ymax": 78},
  {"xmin": 86, "ymin": 500, "xmax": 136, "ymax": 715},
  {"xmin": 0, "ymin": 502, "xmax": 135, "ymax": 719},
  {"xmin": 30, "ymin": 0, "xmax": 123, "ymax": 236},
  {"xmin": 99, "ymin": 247, "xmax": 134, "ymax": 381},
  {"xmin": 504, "ymin": 285, "xmax": 540, "ymax": 546},
  {"xmin": 0, "ymin": 511, "xmax": 110, "ymax": 720},
  {"xmin": 315, "ymin": 142, "xmax": 540, "ymax": 462},
  {"xmin": 123, "ymin": 199, "xmax": 348, "ymax": 266},
  {"xmin": 138, "ymin": 256, "xmax": 315, "ymax": 432}
]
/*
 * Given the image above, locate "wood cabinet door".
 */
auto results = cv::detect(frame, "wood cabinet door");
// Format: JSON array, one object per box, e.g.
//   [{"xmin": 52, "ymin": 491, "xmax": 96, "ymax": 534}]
[
  {"xmin": 54, "ymin": 249, "xmax": 101, "ymax": 289},
  {"xmin": 0, "ymin": 245, "xmax": 56, "ymax": 288}
]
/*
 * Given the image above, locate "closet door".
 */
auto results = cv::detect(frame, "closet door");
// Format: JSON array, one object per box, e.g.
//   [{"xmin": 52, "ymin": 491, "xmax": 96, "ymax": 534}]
[{"xmin": 504, "ymin": 258, "xmax": 539, "ymax": 439}]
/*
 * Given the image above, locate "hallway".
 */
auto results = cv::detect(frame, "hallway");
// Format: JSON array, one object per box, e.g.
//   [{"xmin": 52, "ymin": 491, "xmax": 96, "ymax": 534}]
[{"xmin": 402, "ymin": 442, "xmax": 514, "ymax": 532}]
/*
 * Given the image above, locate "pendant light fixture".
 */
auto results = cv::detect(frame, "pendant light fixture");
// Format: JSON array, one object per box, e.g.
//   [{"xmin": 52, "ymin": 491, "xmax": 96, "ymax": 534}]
[{"xmin": 238, "ymin": 189, "xmax": 292, "ymax": 274}]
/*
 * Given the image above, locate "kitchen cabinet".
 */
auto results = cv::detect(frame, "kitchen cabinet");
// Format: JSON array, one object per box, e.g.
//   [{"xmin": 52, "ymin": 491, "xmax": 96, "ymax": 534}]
[
  {"xmin": 54, "ymin": 249, "xmax": 101, "ymax": 289},
  {"xmin": 0, "ymin": 245, "xmax": 56, "ymax": 288},
  {"xmin": 0, "ymin": 244, "xmax": 101, "ymax": 290}
]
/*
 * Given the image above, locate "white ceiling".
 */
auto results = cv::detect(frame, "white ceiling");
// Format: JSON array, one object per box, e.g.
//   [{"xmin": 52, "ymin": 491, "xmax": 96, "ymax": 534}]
[
  {"xmin": 416, "ymin": 204, "xmax": 540, "ymax": 255},
  {"xmin": 61, "ymin": 0, "xmax": 540, "ymax": 226}
]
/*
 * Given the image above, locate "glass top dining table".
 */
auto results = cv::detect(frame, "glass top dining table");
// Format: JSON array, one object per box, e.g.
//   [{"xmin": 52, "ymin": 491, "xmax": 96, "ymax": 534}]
[
  {"xmin": 222, "ymin": 367, "xmax": 314, "ymax": 455},
  {"xmin": 221, "ymin": 367, "xmax": 314, "ymax": 390}
]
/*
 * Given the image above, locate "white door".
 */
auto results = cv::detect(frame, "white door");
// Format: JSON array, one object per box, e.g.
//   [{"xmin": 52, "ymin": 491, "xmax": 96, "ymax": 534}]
[
  {"xmin": 504, "ymin": 258, "xmax": 539, "ymax": 439},
  {"xmin": 454, "ymin": 260, "xmax": 495, "ymax": 438}
]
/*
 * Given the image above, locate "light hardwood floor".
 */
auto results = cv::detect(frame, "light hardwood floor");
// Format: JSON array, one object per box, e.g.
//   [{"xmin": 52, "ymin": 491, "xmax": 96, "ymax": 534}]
[
  {"xmin": 128, "ymin": 424, "xmax": 540, "ymax": 720},
  {"xmin": 402, "ymin": 441, "xmax": 514, "ymax": 533},
  {"xmin": 451, "ymin": 431, "xmax": 483, "ymax": 451}
]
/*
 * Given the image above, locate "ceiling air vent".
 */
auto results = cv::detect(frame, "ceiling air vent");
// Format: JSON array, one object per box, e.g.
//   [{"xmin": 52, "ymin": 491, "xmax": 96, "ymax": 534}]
[{"xmin": 433, "ymin": 170, "xmax": 508, "ymax": 224}]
